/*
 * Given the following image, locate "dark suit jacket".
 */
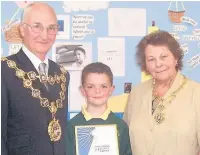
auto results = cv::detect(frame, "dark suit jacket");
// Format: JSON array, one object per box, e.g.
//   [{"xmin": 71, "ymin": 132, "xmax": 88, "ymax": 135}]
[{"xmin": 1, "ymin": 49, "xmax": 70, "ymax": 155}]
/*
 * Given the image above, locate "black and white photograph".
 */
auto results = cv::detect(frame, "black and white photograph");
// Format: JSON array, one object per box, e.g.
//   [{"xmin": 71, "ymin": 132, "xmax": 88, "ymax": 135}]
[{"xmin": 52, "ymin": 42, "xmax": 92, "ymax": 70}]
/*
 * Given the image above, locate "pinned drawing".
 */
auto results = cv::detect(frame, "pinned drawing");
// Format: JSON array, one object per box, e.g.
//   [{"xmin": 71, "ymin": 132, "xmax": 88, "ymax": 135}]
[
  {"xmin": 168, "ymin": 1, "xmax": 185, "ymax": 23},
  {"xmin": 3, "ymin": 19, "xmax": 22, "ymax": 43},
  {"xmin": 2, "ymin": 1, "xmax": 33, "ymax": 43},
  {"xmin": 148, "ymin": 21, "xmax": 159, "ymax": 35}
]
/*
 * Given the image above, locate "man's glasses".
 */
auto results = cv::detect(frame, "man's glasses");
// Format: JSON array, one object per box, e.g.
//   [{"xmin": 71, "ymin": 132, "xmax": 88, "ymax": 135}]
[{"xmin": 22, "ymin": 22, "xmax": 59, "ymax": 35}]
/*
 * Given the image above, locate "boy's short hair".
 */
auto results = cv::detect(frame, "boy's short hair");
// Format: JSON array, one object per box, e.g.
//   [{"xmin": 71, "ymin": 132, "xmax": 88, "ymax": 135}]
[
  {"xmin": 81, "ymin": 62, "xmax": 113, "ymax": 86},
  {"xmin": 73, "ymin": 47, "xmax": 86, "ymax": 56}
]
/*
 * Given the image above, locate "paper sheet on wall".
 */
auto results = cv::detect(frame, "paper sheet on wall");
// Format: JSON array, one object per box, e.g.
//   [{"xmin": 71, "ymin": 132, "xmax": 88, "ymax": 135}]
[
  {"xmin": 98, "ymin": 38, "xmax": 125, "ymax": 76},
  {"xmin": 69, "ymin": 71, "xmax": 86, "ymax": 111},
  {"xmin": 72, "ymin": 15, "xmax": 95, "ymax": 40},
  {"xmin": 1, "ymin": 48, "xmax": 3, "ymax": 56},
  {"xmin": 9, "ymin": 44, "xmax": 22, "ymax": 55},
  {"xmin": 108, "ymin": 8, "xmax": 146, "ymax": 36}
]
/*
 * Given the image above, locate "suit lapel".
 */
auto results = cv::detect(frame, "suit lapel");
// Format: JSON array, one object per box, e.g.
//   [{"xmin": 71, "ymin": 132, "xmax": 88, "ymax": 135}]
[
  {"xmin": 15, "ymin": 50, "xmax": 63, "ymax": 102},
  {"xmin": 15, "ymin": 49, "xmax": 48, "ymax": 95},
  {"xmin": 16, "ymin": 49, "xmax": 38, "ymax": 73}
]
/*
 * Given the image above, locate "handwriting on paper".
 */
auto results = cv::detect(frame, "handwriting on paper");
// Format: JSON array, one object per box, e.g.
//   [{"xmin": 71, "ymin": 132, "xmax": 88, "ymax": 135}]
[
  {"xmin": 72, "ymin": 15, "xmax": 95, "ymax": 40},
  {"xmin": 187, "ymin": 53, "xmax": 200, "ymax": 68}
]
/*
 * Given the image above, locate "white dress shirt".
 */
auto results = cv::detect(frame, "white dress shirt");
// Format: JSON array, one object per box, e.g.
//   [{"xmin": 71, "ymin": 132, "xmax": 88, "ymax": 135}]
[{"xmin": 22, "ymin": 46, "xmax": 49, "ymax": 75}]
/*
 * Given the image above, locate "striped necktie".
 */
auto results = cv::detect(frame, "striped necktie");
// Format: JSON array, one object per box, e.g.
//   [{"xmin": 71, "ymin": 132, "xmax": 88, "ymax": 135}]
[{"xmin": 38, "ymin": 63, "xmax": 49, "ymax": 91}]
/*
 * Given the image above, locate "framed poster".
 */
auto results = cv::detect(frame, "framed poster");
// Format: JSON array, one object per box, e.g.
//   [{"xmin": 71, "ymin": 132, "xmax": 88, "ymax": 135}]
[{"xmin": 75, "ymin": 124, "xmax": 119, "ymax": 155}]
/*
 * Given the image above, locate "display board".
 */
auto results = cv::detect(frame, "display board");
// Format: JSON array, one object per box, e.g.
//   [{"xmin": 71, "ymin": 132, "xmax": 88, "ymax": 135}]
[{"xmin": 1, "ymin": 1, "xmax": 200, "ymax": 119}]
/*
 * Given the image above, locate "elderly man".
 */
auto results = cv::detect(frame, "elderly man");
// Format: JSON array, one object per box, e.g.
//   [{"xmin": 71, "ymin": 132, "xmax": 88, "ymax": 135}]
[{"xmin": 1, "ymin": 2, "xmax": 70, "ymax": 155}]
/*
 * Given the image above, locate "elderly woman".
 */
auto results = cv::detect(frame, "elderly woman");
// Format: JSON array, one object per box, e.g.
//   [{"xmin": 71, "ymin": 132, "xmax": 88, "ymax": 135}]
[{"xmin": 123, "ymin": 30, "xmax": 200, "ymax": 155}]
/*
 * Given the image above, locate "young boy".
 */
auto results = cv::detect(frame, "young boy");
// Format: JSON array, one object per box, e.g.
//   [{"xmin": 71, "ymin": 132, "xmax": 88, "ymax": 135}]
[
  {"xmin": 72, "ymin": 47, "xmax": 87, "ymax": 68},
  {"xmin": 66, "ymin": 62, "xmax": 132, "ymax": 155}
]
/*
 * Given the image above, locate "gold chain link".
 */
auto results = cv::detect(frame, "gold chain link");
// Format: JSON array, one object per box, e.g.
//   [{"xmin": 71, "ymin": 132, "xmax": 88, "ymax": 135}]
[
  {"xmin": 2, "ymin": 57, "xmax": 68, "ymax": 141},
  {"xmin": 152, "ymin": 76, "xmax": 188, "ymax": 124}
]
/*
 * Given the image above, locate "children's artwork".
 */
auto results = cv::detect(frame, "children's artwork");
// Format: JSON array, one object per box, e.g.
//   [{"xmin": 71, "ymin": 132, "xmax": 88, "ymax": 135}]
[
  {"xmin": 181, "ymin": 16, "xmax": 198, "ymax": 26},
  {"xmin": 168, "ymin": 1, "xmax": 185, "ymax": 23},
  {"xmin": 2, "ymin": 1, "xmax": 33, "ymax": 43},
  {"xmin": 52, "ymin": 42, "xmax": 92, "ymax": 70},
  {"xmin": 56, "ymin": 15, "xmax": 70, "ymax": 39},
  {"xmin": 2, "ymin": 19, "xmax": 22, "ymax": 43}
]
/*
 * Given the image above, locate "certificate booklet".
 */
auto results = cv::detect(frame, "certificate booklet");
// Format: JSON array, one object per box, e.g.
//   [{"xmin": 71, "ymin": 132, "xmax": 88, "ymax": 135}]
[{"xmin": 75, "ymin": 124, "xmax": 119, "ymax": 155}]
